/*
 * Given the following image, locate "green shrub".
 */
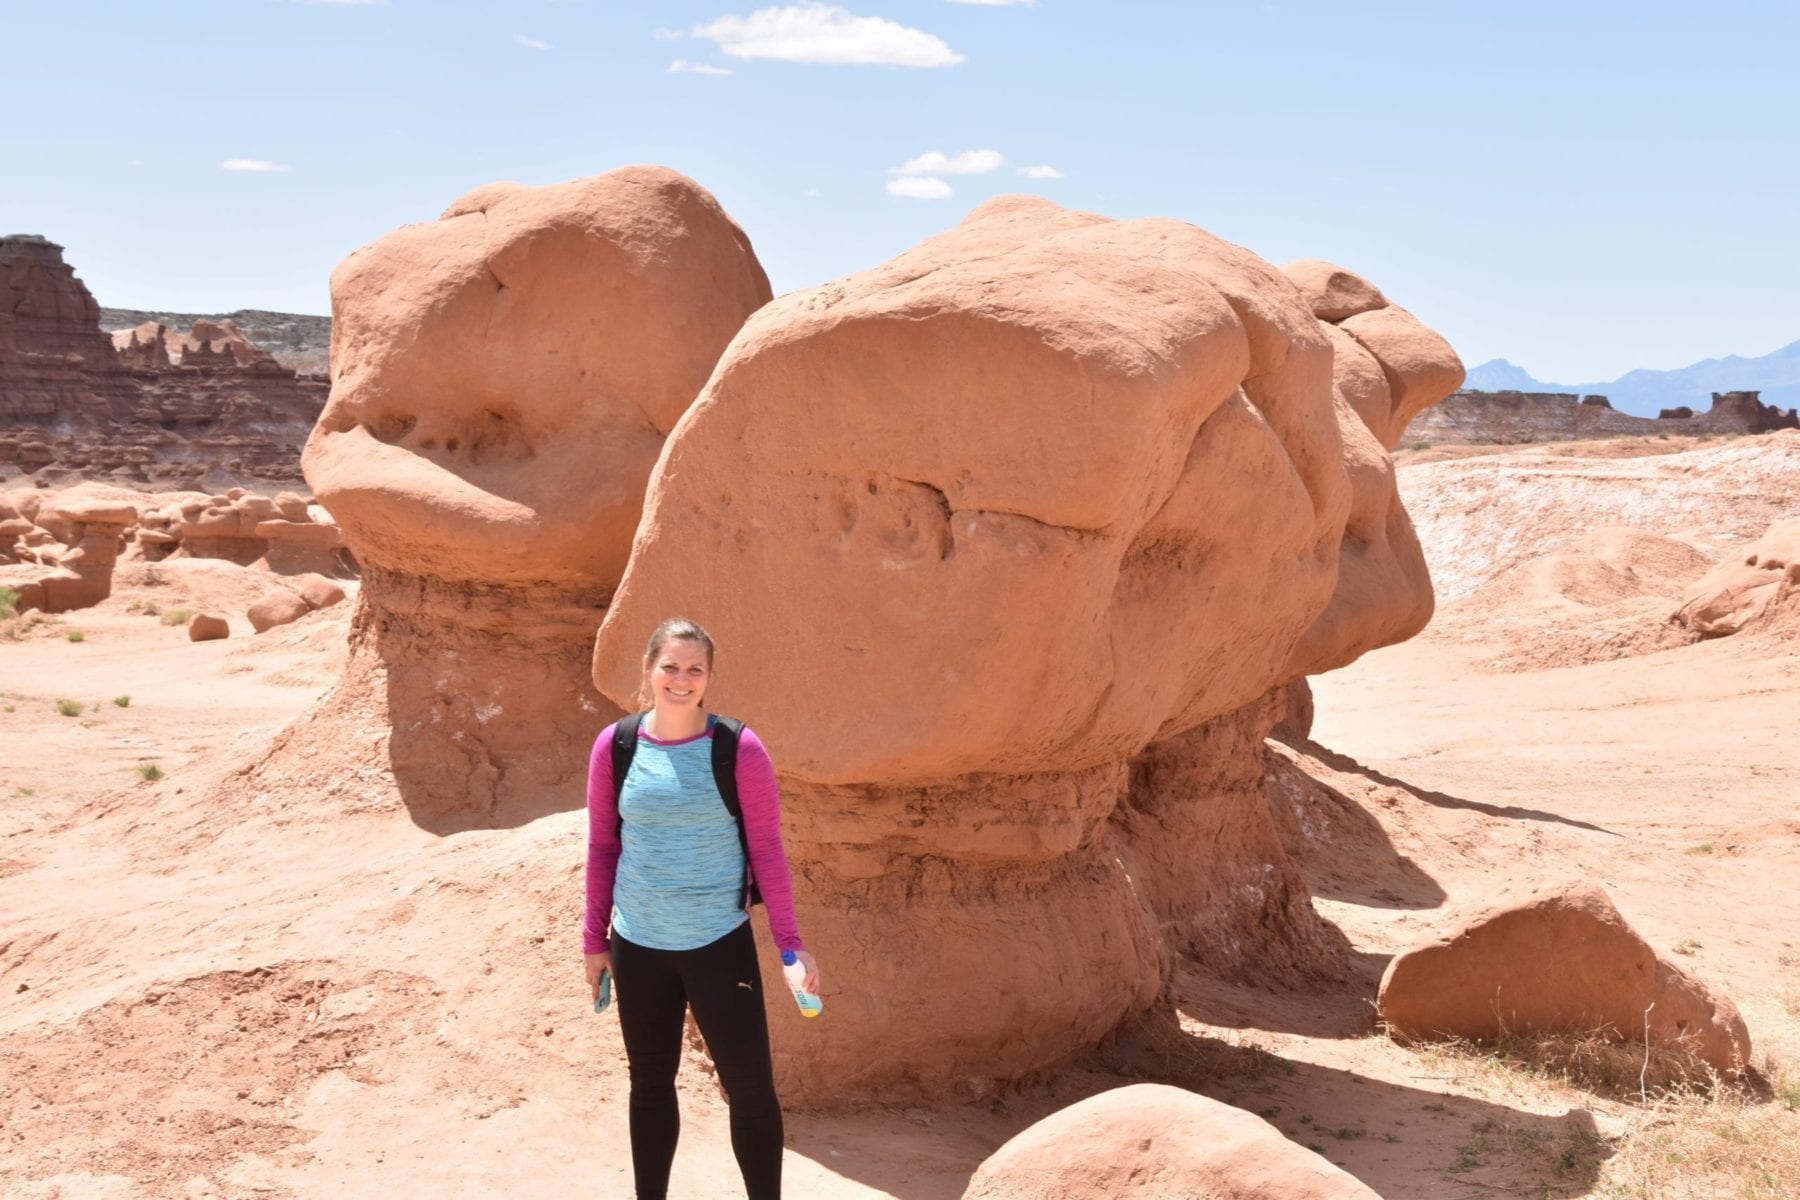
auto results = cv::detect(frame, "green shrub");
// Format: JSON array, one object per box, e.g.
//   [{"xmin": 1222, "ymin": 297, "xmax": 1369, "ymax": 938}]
[
  {"xmin": 135, "ymin": 762, "xmax": 164, "ymax": 781},
  {"xmin": 112, "ymin": 695, "xmax": 131, "ymax": 708},
  {"xmin": 54, "ymin": 699, "xmax": 82, "ymax": 717},
  {"xmin": 0, "ymin": 586, "xmax": 18, "ymax": 619},
  {"xmin": 66, "ymin": 629, "xmax": 85, "ymax": 643},
  {"xmin": 159, "ymin": 609, "xmax": 193, "ymax": 626}
]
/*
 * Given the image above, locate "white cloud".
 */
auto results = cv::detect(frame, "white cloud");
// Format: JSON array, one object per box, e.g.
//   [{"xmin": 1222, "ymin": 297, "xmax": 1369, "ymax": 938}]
[
  {"xmin": 669, "ymin": 59, "xmax": 733, "ymax": 75},
  {"xmin": 651, "ymin": 27, "xmax": 685, "ymax": 40},
  {"xmin": 946, "ymin": 0, "xmax": 1034, "ymax": 5},
  {"xmin": 694, "ymin": 4, "xmax": 963, "ymax": 67},
  {"xmin": 294, "ymin": 0, "xmax": 385, "ymax": 5},
  {"xmin": 886, "ymin": 176, "xmax": 953, "ymax": 199},
  {"xmin": 1017, "ymin": 164, "xmax": 1063, "ymax": 179},
  {"xmin": 516, "ymin": 34, "xmax": 552, "ymax": 50},
  {"xmin": 891, "ymin": 148, "xmax": 1002, "ymax": 176},
  {"xmin": 805, "ymin": 187, "xmax": 821, "ymax": 197},
  {"xmin": 220, "ymin": 158, "xmax": 294, "ymax": 173}
]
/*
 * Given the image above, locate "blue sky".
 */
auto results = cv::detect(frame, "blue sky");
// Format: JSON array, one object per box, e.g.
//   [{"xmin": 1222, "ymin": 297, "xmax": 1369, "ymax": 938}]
[{"xmin": 3, "ymin": 0, "xmax": 1795, "ymax": 382}]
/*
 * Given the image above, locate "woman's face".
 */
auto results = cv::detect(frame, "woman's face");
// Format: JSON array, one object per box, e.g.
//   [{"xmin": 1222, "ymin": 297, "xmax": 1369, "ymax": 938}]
[{"xmin": 645, "ymin": 637, "xmax": 710, "ymax": 711}]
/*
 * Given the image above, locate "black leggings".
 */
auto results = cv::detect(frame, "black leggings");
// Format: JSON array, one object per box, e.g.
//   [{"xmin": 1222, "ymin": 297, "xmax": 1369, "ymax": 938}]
[{"xmin": 611, "ymin": 922, "xmax": 783, "ymax": 1200}]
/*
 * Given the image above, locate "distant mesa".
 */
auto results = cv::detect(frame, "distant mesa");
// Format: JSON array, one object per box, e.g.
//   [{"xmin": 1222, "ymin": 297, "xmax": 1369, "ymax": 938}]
[
  {"xmin": 0, "ymin": 234, "xmax": 327, "ymax": 492},
  {"xmin": 1400, "ymin": 387, "xmax": 1798, "ymax": 447}
]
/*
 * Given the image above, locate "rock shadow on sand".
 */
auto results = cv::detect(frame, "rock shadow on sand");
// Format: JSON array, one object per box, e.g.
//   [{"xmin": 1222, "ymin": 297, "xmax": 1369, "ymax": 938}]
[{"xmin": 1305, "ymin": 741, "xmax": 1621, "ymax": 837}]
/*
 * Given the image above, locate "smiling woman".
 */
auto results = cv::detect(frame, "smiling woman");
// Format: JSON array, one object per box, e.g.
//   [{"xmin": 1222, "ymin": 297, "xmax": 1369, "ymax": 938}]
[{"xmin": 583, "ymin": 616, "xmax": 819, "ymax": 1200}]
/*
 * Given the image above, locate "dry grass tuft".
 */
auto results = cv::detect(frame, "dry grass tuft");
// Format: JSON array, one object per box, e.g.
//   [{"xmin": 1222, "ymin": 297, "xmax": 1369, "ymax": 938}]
[{"xmin": 1413, "ymin": 1015, "xmax": 1800, "ymax": 1198}]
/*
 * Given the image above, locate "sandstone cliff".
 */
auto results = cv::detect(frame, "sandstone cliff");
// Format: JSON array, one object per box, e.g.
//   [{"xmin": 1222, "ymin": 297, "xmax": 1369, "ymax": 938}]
[
  {"xmin": 1401, "ymin": 387, "xmax": 1798, "ymax": 446},
  {"xmin": 0, "ymin": 235, "xmax": 327, "ymax": 489}
]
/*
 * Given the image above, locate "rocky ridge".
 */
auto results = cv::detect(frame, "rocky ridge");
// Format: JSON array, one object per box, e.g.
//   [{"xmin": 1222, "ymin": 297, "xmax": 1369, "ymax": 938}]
[
  {"xmin": 1401, "ymin": 387, "xmax": 1797, "ymax": 447},
  {"xmin": 1, "ymin": 235, "xmax": 327, "ymax": 491}
]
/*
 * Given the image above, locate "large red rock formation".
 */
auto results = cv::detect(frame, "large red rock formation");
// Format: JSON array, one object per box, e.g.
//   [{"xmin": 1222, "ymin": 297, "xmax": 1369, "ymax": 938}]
[
  {"xmin": 594, "ymin": 198, "xmax": 1461, "ymax": 1100},
  {"xmin": 300, "ymin": 166, "xmax": 773, "ymax": 832}
]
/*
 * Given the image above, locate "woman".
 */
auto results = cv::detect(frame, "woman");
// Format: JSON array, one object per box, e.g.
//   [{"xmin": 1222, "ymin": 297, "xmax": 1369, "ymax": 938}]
[{"xmin": 583, "ymin": 617, "xmax": 819, "ymax": 1200}]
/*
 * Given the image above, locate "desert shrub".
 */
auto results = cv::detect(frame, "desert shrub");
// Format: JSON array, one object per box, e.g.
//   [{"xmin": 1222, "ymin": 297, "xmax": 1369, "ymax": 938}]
[
  {"xmin": 54, "ymin": 698, "xmax": 81, "ymax": 718},
  {"xmin": 160, "ymin": 609, "xmax": 193, "ymax": 626},
  {"xmin": 135, "ymin": 762, "xmax": 164, "ymax": 781},
  {"xmin": 112, "ymin": 695, "xmax": 130, "ymax": 707},
  {"xmin": 66, "ymin": 629, "xmax": 85, "ymax": 643},
  {"xmin": 0, "ymin": 586, "xmax": 18, "ymax": 619}
]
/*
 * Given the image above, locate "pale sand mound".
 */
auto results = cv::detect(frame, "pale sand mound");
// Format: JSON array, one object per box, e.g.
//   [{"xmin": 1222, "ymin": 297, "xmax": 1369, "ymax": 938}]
[
  {"xmin": 1433, "ymin": 526, "xmax": 1713, "ymax": 671},
  {"xmin": 1402, "ymin": 429, "xmax": 1800, "ymax": 602}
]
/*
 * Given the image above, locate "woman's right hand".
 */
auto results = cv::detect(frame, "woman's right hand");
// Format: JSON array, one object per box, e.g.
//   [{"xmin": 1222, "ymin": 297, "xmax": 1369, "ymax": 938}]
[{"xmin": 585, "ymin": 951, "xmax": 612, "ymax": 999}]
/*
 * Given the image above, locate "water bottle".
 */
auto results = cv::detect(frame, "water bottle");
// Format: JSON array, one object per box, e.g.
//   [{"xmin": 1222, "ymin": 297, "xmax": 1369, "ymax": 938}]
[{"xmin": 781, "ymin": 950, "xmax": 822, "ymax": 1019}]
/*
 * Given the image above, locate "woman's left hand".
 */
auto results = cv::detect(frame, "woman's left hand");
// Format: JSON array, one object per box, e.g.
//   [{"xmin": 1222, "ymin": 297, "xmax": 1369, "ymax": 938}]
[{"xmin": 794, "ymin": 949, "xmax": 820, "ymax": 994}]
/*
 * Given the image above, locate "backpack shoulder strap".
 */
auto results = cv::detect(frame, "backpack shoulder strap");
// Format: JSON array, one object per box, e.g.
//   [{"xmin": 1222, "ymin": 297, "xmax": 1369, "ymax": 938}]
[
  {"xmin": 611, "ymin": 712, "xmax": 644, "ymax": 839},
  {"xmin": 708, "ymin": 715, "xmax": 759, "ymax": 908},
  {"xmin": 710, "ymin": 714, "xmax": 744, "ymax": 817}
]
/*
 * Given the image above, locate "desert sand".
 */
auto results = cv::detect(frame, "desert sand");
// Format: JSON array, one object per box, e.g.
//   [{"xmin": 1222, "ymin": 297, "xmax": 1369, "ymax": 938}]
[{"xmin": 3, "ymin": 430, "xmax": 1796, "ymax": 1199}]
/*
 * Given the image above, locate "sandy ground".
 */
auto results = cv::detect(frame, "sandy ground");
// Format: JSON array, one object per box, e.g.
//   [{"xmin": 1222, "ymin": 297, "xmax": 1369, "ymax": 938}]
[{"xmin": 3, "ymin": 434, "xmax": 1798, "ymax": 1199}]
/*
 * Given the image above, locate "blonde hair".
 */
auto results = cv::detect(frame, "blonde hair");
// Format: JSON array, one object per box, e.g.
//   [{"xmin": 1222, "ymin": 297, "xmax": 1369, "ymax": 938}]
[{"xmin": 636, "ymin": 618, "xmax": 716, "ymax": 709}]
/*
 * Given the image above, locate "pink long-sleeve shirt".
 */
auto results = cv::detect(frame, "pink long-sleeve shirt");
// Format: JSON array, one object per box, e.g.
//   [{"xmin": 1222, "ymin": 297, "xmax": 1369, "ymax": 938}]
[{"xmin": 582, "ymin": 718, "xmax": 805, "ymax": 956}]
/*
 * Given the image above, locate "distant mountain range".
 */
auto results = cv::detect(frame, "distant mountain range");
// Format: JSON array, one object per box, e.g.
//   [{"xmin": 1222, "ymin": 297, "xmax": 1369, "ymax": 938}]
[{"xmin": 1463, "ymin": 340, "xmax": 1800, "ymax": 418}]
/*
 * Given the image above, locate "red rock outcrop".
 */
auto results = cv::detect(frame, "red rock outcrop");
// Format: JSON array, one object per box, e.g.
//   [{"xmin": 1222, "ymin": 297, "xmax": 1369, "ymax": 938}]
[
  {"xmin": 299, "ymin": 166, "xmax": 773, "ymax": 832},
  {"xmin": 594, "ymin": 199, "xmax": 1460, "ymax": 1099},
  {"xmin": 963, "ymin": 1084, "xmax": 1383, "ymax": 1200},
  {"xmin": 0, "ymin": 494, "xmax": 136, "ymax": 613},
  {"xmin": 0, "ymin": 235, "xmax": 139, "ymax": 432},
  {"xmin": 1378, "ymin": 881, "xmax": 1750, "ymax": 1080},
  {"xmin": 0, "ymin": 235, "xmax": 328, "ymax": 490}
]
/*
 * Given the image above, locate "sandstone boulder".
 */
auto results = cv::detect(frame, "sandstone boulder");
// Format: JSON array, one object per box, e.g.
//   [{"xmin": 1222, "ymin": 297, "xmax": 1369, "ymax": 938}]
[
  {"xmin": 1672, "ymin": 517, "xmax": 1800, "ymax": 637},
  {"xmin": 962, "ymin": 1084, "xmax": 1382, "ymax": 1200},
  {"xmin": 187, "ymin": 612, "xmax": 229, "ymax": 641},
  {"xmin": 300, "ymin": 165, "xmax": 772, "ymax": 831},
  {"xmin": 594, "ymin": 194, "xmax": 1457, "ymax": 1099},
  {"xmin": 272, "ymin": 491, "xmax": 310, "ymax": 522},
  {"xmin": 247, "ymin": 590, "xmax": 311, "ymax": 634},
  {"xmin": 1378, "ymin": 881, "xmax": 1750, "ymax": 1079},
  {"xmin": 295, "ymin": 575, "xmax": 346, "ymax": 611}
]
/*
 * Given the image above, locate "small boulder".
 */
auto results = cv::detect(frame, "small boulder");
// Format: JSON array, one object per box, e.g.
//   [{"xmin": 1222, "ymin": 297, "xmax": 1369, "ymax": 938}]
[
  {"xmin": 1378, "ymin": 881, "xmax": 1750, "ymax": 1079},
  {"xmin": 247, "ymin": 590, "xmax": 311, "ymax": 634},
  {"xmin": 962, "ymin": 1084, "xmax": 1382, "ymax": 1200},
  {"xmin": 187, "ymin": 613, "xmax": 229, "ymax": 642},
  {"xmin": 296, "ymin": 575, "xmax": 346, "ymax": 611}
]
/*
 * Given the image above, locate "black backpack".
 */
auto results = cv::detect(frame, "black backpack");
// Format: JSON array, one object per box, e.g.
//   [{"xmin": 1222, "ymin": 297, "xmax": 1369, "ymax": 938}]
[{"xmin": 611, "ymin": 712, "xmax": 762, "ymax": 908}]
